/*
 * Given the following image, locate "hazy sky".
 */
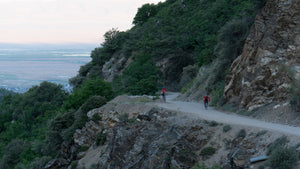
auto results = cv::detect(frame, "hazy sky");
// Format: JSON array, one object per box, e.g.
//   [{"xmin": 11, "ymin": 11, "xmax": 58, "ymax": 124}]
[{"xmin": 0, "ymin": 0, "xmax": 162, "ymax": 44}]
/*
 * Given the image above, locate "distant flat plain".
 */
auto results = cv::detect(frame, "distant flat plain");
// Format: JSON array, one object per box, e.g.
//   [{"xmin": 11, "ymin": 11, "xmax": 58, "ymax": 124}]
[{"xmin": 0, "ymin": 44, "xmax": 94, "ymax": 92}]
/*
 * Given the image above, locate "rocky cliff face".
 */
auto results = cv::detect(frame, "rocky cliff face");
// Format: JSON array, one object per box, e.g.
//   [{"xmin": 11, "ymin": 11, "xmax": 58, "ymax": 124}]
[
  {"xmin": 48, "ymin": 95, "xmax": 297, "ymax": 169},
  {"xmin": 43, "ymin": 95, "xmax": 300, "ymax": 169},
  {"xmin": 224, "ymin": 0, "xmax": 300, "ymax": 111}
]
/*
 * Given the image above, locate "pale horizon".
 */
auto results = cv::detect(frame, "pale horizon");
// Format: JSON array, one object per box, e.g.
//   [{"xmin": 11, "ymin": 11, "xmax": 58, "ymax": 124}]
[{"xmin": 0, "ymin": 0, "xmax": 162, "ymax": 44}]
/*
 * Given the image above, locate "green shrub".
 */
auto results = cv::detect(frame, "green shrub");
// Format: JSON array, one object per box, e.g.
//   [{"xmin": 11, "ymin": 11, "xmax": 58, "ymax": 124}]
[
  {"xmin": 267, "ymin": 136, "xmax": 289, "ymax": 155},
  {"xmin": 102, "ymin": 28, "xmax": 126, "ymax": 53},
  {"xmin": 222, "ymin": 125, "xmax": 232, "ymax": 132},
  {"xmin": 118, "ymin": 113, "xmax": 136, "ymax": 124},
  {"xmin": 152, "ymin": 94, "xmax": 160, "ymax": 100},
  {"xmin": 27, "ymin": 156, "xmax": 52, "ymax": 169},
  {"xmin": 200, "ymin": 147, "xmax": 216, "ymax": 156},
  {"xmin": 118, "ymin": 113, "xmax": 129, "ymax": 123},
  {"xmin": 209, "ymin": 121, "xmax": 218, "ymax": 127},
  {"xmin": 0, "ymin": 139, "xmax": 28, "ymax": 168},
  {"xmin": 179, "ymin": 65, "xmax": 198, "ymax": 91},
  {"xmin": 71, "ymin": 160, "xmax": 78, "ymax": 169},
  {"xmin": 236, "ymin": 129, "xmax": 246, "ymax": 138},
  {"xmin": 268, "ymin": 146, "xmax": 297, "ymax": 169},
  {"xmin": 258, "ymin": 166, "xmax": 264, "ymax": 169},
  {"xmin": 193, "ymin": 163, "xmax": 221, "ymax": 169},
  {"xmin": 113, "ymin": 53, "xmax": 160, "ymax": 95},
  {"xmin": 0, "ymin": 88, "xmax": 15, "ymax": 104},
  {"xmin": 221, "ymin": 103, "xmax": 239, "ymax": 112},
  {"xmin": 96, "ymin": 130, "xmax": 107, "ymax": 146},
  {"xmin": 70, "ymin": 96, "xmax": 106, "ymax": 134},
  {"xmin": 256, "ymin": 130, "xmax": 267, "ymax": 137},
  {"xmin": 290, "ymin": 78, "xmax": 300, "ymax": 112},
  {"xmin": 89, "ymin": 163, "xmax": 97, "ymax": 169},
  {"xmin": 133, "ymin": 3, "xmax": 159, "ymax": 25},
  {"xmin": 64, "ymin": 78, "xmax": 113, "ymax": 111},
  {"xmin": 210, "ymin": 82, "xmax": 226, "ymax": 107},
  {"xmin": 61, "ymin": 96, "xmax": 106, "ymax": 143},
  {"xmin": 44, "ymin": 111, "xmax": 74, "ymax": 156},
  {"xmin": 192, "ymin": 163, "xmax": 209, "ymax": 169},
  {"xmin": 211, "ymin": 164, "xmax": 222, "ymax": 169},
  {"xmin": 91, "ymin": 113, "xmax": 102, "ymax": 122},
  {"xmin": 80, "ymin": 96, "xmax": 107, "ymax": 114},
  {"xmin": 79, "ymin": 146, "xmax": 90, "ymax": 152},
  {"xmin": 0, "ymin": 81, "xmax": 68, "ymax": 147}
]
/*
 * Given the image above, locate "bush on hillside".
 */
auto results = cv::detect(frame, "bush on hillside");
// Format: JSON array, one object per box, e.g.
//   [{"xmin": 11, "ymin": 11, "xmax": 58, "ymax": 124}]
[
  {"xmin": 290, "ymin": 78, "xmax": 300, "ymax": 112},
  {"xmin": 80, "ymin": 96, "xmax": 107, "ymax": 114},
  {"xmin": 96, "ymin": 129, "xmax": 107, "ymax": 146},
  {"xmin": 61, "ymin": 96, "xmax": 107, "ymax": 142},
  {"xmin": 179, "ymin": 65, "xmax": 198, "ymax": 90},
  {"xmin": 268, "ymin": 146, "xmax": 298, "ymax": 169},
  {"xmin": 44, "ymin": 111, "xmax": 74, "ymax": 156},
  {"xmin": 133, "ymin": 3, "xmax": 159, "ymax": 25},
  {"xmin": 0, "ymin": 139, "xmax": 28, "ymax": 168},
  {"xmin": 254, "ymin": 0, "xmax": 267, "ymax": 10},
  {"xmin": 64, "ymin": 78, "xmax": 113, "ymax": 111},
  {"xmin": 102, "ymin": 28, "xmax": 127, "ymax": 53},
  {"xmin": 214, "ymin": 17, "xmax": 252, "ymax": 82},
  {"xmin": 0, "ymin": 88, "xmax": 15, "ymax": 104},
  {"xmin": 113, "ymin": 53, "xmax": 160, "ymax": 95},
  {"xmin": 205, "ymin": 17, "xmax": 253, "ymax": 106},
  {"xmin": 0, "ymin": 81, "xmax": 68, "ymax": 165},
  {"xmin": 27, "ymin": 156, "xmax": 52, "ymax": 169},
  {"xmin": 236, "ymin": 129, "xmax": 246, "ymax": 138},
  {"xmin": 200, "ymin": 147, "xmax": 216, "ymax": 157},
  {"xmin": 267, "ymin": 136, "xmax": 289, "ymax": 155},
  {"xmin": 223, "ymin": 125, "xmax": 232, "ymax": 132}
]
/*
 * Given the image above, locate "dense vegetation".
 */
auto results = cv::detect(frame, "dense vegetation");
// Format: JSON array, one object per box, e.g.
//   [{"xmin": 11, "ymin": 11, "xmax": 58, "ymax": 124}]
[
  {"xmin": 0, "ymin": 88, "xmax": 15, "ymax": 104},
  {"xmin": 0, "ymin": 80, "xmax": 112, "ymax": 168},
  {"xmin": 0, "ymin": 0, "xmax": 267, "ymax": 168},
  {"xmin": 71, "ymin": 0, "xmax": 266, "ymax": 95}
]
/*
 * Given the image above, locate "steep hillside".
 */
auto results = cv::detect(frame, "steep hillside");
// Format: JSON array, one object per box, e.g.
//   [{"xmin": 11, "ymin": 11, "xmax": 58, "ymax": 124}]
[
  {"xmin": 70, "ymin": 0, "xmax": 265, "ymax": 94},
  {"xmin": 44, "ymin": 95, "xmax": 300, "ymax": 169},
  {"xmin": 179, "ymin": 0, "xmax": 299, "ymax": 115},
  {"xmin": 225, "ymin": 0, "xmax": 300, "ymax": 111}
]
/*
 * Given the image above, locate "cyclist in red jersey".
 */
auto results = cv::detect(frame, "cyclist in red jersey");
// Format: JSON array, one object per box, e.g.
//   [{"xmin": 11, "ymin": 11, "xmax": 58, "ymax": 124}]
[
  {"xmin": 162, "ymin": 86, "xmax": 166, "ymax": 102},
  {"xmin": 203, "ymin": 94, "xmax": 210, "ymax": 109}
]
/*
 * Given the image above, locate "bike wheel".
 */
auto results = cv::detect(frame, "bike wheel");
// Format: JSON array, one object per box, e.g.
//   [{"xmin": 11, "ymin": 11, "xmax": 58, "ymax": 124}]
[{"xmin": 204, "ymin": 102, "xmax": 208, "ymax": 109}]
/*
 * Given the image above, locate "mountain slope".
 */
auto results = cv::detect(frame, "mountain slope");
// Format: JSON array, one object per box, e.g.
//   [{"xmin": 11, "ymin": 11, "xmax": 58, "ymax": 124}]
[{"xmin": 70, "ymin": 0, "xmax": 265, "ymax": 94}]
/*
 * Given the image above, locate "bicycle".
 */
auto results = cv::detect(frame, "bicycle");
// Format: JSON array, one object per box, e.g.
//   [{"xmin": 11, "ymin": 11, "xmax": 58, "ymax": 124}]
[
  {"xmin": 162, "ymin": 93, "xmax": 166, "ymax": 102},
  {"xmin": 204, "ymin": 101, "xmax": 208, "ymax": 109}
]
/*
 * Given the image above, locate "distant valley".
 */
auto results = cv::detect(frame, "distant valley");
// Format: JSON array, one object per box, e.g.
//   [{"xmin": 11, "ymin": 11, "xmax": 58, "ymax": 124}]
[{"xmin": 0, "ymin": 43, "xmax": 96, "ymax": 92}]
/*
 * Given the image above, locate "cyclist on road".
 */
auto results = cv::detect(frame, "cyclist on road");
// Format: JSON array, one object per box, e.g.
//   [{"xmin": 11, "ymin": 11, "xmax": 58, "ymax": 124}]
[
  {"xmin": 203, "ymin": 94, "xmax": 210, "ymax": 109},
  {"xmin": 162, "ymin": 86, "xmax": 166, "ymax": 102}
]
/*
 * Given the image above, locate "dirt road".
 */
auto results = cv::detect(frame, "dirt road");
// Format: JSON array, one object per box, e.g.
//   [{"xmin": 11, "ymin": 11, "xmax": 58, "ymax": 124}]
[{"xmin": 155, "ymin": 93, "xmax": 300, "ymax": 137}]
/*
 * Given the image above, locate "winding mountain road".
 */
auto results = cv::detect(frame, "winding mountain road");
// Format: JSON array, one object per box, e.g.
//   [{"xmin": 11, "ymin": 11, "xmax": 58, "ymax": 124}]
[{"xmin": 155, "ymin": 93, "xmax": 300, "ymax": 137}]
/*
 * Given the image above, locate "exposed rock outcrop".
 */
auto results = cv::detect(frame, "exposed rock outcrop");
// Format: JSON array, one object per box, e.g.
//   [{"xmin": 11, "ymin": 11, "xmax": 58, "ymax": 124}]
[
  {"xmin": 70, "ymin": 95, "xmax": 297, "ymax": 169},
  {"xmin": 225, "ymin": 0, "xmax": 300, "ymax": 110},
  {"xmin": 101, "ymin": 54, "xmax": 132, "ymax": 82}
]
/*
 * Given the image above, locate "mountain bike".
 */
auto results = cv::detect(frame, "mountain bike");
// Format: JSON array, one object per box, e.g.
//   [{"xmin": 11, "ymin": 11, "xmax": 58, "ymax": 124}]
[
  {"xmin": 162, "ymin": 93, "xmax": 166, "ymax": 102},
  {"xmin": 204, "ymin": 101, "xmax": 208, "ymax": 109}
]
